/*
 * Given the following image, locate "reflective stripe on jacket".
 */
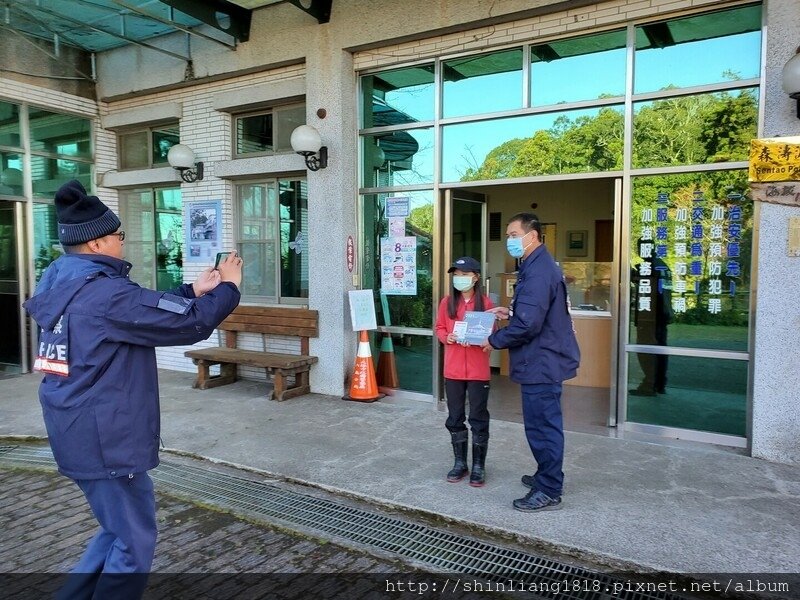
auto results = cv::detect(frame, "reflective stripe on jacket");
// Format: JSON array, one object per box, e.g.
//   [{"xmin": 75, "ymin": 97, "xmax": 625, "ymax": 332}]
[{"xmin": 24, "ymin": 254, "xmax": 241, "ymax": 480}]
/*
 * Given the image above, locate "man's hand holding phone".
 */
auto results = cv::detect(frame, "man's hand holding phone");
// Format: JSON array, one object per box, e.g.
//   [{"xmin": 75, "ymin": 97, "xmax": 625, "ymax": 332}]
[{"xmin": 216, "ymin": 250, "xmax": 243, "ymax": 289}]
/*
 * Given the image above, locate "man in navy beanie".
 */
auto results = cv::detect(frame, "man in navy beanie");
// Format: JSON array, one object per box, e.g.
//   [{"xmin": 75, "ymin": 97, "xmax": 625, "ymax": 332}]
[{"xmin": 25, "ymin": 180, "xmax": 244, "ymax": 599}]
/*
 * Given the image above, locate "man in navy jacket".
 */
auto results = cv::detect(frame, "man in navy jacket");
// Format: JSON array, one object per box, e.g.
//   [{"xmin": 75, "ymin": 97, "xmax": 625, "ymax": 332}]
[
  {"xmin": 24, "ymin": 180, "xmax": 242, "ymax": 599},
  {"xmin": 482, "ymin": 213, "xmax": 580, "ymax": 512}
]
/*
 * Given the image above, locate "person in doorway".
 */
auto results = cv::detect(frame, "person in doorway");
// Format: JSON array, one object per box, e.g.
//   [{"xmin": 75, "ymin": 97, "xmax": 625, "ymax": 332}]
[
  {"xmin": 24, "ymin": 180, "xmax": 243, "ymax": 600},
  {"xmin": 630, "ymin": 239, "xmax": 672, "ymax": 395},
  {"xmin": 434, "ymin": 256, "xmax": 494, "ymax": 487},
  {"xmin": 481, "ymin": 213, "xmax": 580, "ymax": 512}
]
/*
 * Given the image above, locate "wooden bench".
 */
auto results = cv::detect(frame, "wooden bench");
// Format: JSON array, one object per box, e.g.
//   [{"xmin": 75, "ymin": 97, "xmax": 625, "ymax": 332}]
[{"xmin": 185, "ymin": 306, "xmax": 319, "ymax": 401}]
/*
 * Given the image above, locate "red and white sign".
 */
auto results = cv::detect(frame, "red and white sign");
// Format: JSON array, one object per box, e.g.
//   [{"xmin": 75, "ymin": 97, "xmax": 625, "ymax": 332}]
[{"xmin": 346, "ymin": 235, "xmax": 355, "ymax": 272}]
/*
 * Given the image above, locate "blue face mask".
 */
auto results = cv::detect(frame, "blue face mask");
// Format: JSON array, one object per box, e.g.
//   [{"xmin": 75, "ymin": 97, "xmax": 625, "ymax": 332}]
[
  {"xmin": 452, "ymin": 275, "xmax": 474, "ymax": 292},
  {"xmin": 506, "ymin": 232, "xmax": 529, "ymax": 258}
]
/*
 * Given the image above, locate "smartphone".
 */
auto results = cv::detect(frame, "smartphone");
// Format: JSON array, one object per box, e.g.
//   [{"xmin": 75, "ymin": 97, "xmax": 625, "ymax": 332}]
[{"xmin": 214, "ymin": 252, "xmax": 230, "ymax": 269}]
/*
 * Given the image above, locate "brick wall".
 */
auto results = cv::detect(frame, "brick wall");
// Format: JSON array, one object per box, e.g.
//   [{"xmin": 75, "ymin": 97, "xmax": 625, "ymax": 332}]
[{"xmin": 101, "ymin": 64, "xmax": 305, "ymax": 377}]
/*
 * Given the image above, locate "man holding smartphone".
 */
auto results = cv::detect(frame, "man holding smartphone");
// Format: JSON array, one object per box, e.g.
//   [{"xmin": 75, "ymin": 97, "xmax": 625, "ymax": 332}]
[{"xmin": 24, "ymin": 180, "xmax": 244, "ymax": 599}]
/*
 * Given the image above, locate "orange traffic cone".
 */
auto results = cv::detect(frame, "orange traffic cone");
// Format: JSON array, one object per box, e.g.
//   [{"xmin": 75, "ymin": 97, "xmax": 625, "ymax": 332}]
[
  {"xmin": 376, "ymin": 331, "xmax": 399, "ymax": 393},
  {"xmin": 343, "ymin": 330, "xmax": 384, "ymax": 402}
]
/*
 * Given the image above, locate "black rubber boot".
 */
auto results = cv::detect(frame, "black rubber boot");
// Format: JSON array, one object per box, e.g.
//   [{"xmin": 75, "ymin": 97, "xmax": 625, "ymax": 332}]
[
  {"xmin": 469, "ymin": 443, "xmax": 487, "ymax": 487},
  {"xmin": 446, "ymin": 431, "xmax": 469, "ymax": 482}
]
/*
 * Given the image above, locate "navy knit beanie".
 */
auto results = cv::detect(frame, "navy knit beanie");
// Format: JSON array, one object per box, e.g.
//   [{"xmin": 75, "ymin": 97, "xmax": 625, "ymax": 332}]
[{"xmin": 55, "ymin": 180, "xmax": 121, "ymax": 246}]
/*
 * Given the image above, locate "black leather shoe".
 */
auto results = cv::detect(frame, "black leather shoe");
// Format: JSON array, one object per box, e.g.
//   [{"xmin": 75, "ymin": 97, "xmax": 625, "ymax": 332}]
[
  {"xmin": 521, "ymin": 474, "xmax": 537, "ymax": 489},
  {"xmin": 512, "ymin": 489, "xmax": 562, "ymax": 512}
]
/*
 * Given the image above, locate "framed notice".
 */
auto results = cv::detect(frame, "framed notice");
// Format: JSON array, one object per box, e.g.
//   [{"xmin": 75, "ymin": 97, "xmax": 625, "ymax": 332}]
[
  {"xmin": 185, "ymin": 200, "xmax": 222, "ymax": 263},
  {"xmin": 566, "ymin": 230, "xmax": 588, "ymax": 257}
]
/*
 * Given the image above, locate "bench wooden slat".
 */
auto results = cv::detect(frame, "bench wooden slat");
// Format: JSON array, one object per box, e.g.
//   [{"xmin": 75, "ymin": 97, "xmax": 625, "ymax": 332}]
[
  {"xmin": 224, "ymin": 314, "xmax": 318, "ymax": 328},
  {"xmin": 217, "ymin": 322, "xmax": 318, "ymax": 337},
  {"xmin": 226, "ymin": 306, "xmax": 318, "ymax": 319},
  {"xmin": 186, "ymin": 347, "xmax": 318, "ymax": 369}
]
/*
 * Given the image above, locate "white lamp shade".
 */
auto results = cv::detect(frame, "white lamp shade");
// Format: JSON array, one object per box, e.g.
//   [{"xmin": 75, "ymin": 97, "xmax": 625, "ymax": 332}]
[
  {"xmin": 290, "ymin": 125, "xmax": 322, "ymax": 153},
  {"xmin": 167, "ymin": 144, "xmax": 196, "ymax": 169},
  {"xmin": 782, "ymin": 51, "xmax": 800, "ymax": 95}
]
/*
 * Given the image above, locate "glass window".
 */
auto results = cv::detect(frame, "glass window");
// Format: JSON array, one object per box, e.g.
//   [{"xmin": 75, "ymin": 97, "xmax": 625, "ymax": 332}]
[
  {"xmin": 633, "ymin": 89, "xmax": 758, "ymax": 168},
  {"xmin": 627, "ymin": 353, "xmax": 747, "ymax": 437},
  {"xmin": 360, "ymin": 190, "xmax": 434, "ymax": 394},
  {"xmin": 361, "ymin": 128, "xmax": 435, "ymax": 187},
  {"xmin": 118, "ymin": 124, "xmax": 179, "ymax": 170},
  {"xmin": 443, "ymin": 48, "xmax": 523, "ymax": 118},
  {"xmin": 0, "ymin": 153, "xmax": 24, "ymax": 197},
  {"xmin": 361, "ymin": 64, "xmax": 435, "ymax": 128},
  {"xmin": 120, "ymin": 187, "xmax": 183, "ymax": 291},
  {"xmin": 31, "ymin": 156, "xmax": 91, "ymax": 199},
  {"xmin": 531, "ymin": 29, "xmax": 627, "ymax": 106},
  {"xmin": 32, "ymin": 203, "xmax": 63, "ymax": 282},
  {"xmin": 634, "ymin": 4, "xmax": 762, "ymax": 94},
  {"xmin": 441, "ymin": 106, "xmax": 624, "ymax": 182},
  {"xmin": 278, "ymin": 180, "xmax": 308, "ymax": 299},
  {"xmin": 152, "ymin": 126, "xmax": 179, "ymax": 165},
  {"xmin": 629, "ymin": 170, "xmax": 751, "ymax": 352},
  {"xmin": 234, "ymin": 104, "xmax": 305, "ymax": 156},
  {"xmin": 29, "ymin": 108, "xmax": 91, "ymax": 159},
  {"xmin": 236, "ymin": 179, "xmax": 307, "ymax": 301},
  {"xmin": 360, "ymin": 191, "xmax": 434, "ymax": 329},
  {"xmin": 0, "ymin": 101, "xmax": 21, "ymax": 148}
]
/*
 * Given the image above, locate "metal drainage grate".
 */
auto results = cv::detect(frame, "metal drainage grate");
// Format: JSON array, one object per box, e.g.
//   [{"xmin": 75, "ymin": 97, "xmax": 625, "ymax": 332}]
[{"xmin": 0, "ymin": 445, "xmax": 683, "ymax": 600}]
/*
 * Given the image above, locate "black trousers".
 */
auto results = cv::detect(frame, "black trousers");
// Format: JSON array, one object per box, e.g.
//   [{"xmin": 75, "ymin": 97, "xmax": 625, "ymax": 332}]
[{"xmin": 445, "ymin": 379, "xmax": 490, "ymax": 445}]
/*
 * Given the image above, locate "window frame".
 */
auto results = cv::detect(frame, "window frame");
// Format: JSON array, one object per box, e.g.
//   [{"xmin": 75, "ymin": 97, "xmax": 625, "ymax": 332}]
[
  {"xmin": 117, "ymin": 123, "xmax": 179, "ymax": 171},
  {"xmin": 234, "ymin": 177, "xmax": 308, "ymax": 305},
  {"xmin": 119, "ymin": 185, "xmax": 184, "ymax": 291},
  {"xmin": 232, "ymin": 102, "xmax": 306, "ymax": 159}
]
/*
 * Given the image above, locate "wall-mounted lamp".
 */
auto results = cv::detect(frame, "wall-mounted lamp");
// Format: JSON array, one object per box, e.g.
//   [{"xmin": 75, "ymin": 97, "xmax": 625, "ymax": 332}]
[
  {"xmin": 782, "ymin": 46, "xmax": 800, "ymax": 119},
  {"xmin": 290, "ymin": 125, "xmax": 328, "ymax": 171},
  {"xmin": 167, "ymin": 144, "xmax": 204, "ymax": 182}
]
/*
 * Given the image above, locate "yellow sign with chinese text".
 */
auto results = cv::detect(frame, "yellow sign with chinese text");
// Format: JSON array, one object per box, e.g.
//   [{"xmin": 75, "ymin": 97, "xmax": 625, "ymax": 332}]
[{"xmin": 749, "ymin": 137, "xmax": 800, "ymax": 182}]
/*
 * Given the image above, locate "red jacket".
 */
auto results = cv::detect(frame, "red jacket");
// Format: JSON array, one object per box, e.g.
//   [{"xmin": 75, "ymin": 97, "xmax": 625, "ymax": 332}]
[{"xmin": 435, "ymin": 294, "xmax": 494, "ymax": 381}]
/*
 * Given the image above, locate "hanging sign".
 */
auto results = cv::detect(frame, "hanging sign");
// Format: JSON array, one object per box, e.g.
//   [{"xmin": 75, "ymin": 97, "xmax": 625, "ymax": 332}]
[
  {"xmin": 749, "ymin": 137, "xmax": 800, "ymax": 182},
  {"xmin": 346, "ymin": 235, "xmax": 355, "ymax": 272}
]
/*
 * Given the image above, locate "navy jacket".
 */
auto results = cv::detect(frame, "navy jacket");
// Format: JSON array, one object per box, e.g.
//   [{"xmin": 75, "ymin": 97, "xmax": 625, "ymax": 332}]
[
  {"xmin": 488, "ymin": 245, "xmax": 580, "ymax": 384},
  {"xmin": 24, "ymin": 254, "xmax": 240, "ymax": 480}
]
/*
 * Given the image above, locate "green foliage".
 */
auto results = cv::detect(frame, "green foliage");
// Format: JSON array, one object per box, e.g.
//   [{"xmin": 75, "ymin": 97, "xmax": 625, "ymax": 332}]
[
  {"xmin": 461, "ymin": 90, "xmax": 757, "ymax": 180},
  {"xmin": 407, "ymin": 204, "xmax": 433, "ymax": 234}
]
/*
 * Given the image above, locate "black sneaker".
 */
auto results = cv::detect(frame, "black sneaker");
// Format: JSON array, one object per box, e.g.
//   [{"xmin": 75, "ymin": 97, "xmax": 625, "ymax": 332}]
[
  {"xmin": 512, "ymin": 489, "xmax": 562, "ymax": 512},
  {"xmin": 521, "ymin": 474, "xmax": 537, "ymax": 489}
]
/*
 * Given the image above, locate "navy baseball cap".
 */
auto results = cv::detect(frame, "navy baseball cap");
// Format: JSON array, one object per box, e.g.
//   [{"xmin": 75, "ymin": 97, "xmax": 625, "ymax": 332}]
[{"xmin": 448, "ymin": 256, "xmax": 481, "ymax": 273}]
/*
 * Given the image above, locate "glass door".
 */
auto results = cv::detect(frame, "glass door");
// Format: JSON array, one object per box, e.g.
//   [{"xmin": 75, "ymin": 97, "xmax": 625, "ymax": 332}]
[
  {"xmin": 0, "ymin": 201, "xmax": 24, "ymax": 375},
  {"xmin": 436, "ymin": 189, "xmax": 487, "ymax": 400}
]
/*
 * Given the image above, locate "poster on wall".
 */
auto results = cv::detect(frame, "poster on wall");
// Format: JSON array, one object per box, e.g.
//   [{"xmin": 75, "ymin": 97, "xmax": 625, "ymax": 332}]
[
  {"xmin": 184, "ymin": 200, "xmax": 222, "ymax": 263},
  {"xmin": 380, "ymin": 236, "xmax": 417, "ymax": 295}
]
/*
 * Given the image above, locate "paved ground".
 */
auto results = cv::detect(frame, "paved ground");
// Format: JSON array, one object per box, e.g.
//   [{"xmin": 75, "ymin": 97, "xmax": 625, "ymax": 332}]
[
  {"xmin": 0, "ymin": 465, "xmax": 415, "ymax": 599},
  {"xmin": 2, "ymin": 370, "xmax": 800, "ymax": 577}
]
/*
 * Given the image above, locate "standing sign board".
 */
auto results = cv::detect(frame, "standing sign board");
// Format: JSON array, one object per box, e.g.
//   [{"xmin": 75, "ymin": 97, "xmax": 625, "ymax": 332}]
[{"xmin": 348, "ymin": 289, "xmax": 377, "ymax": 331}]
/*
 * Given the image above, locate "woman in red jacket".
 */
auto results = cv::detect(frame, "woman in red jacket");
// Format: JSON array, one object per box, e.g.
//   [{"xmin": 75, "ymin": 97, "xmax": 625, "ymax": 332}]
[{"xmin": 435, "ymin": 256, "xmax": 494, "ymax": 487}]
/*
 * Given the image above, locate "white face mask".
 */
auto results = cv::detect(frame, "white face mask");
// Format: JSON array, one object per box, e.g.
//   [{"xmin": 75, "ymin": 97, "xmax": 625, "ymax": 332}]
[{"xmin": 453, "ymin": 275, "xmax": 475, "ymax": 292}]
